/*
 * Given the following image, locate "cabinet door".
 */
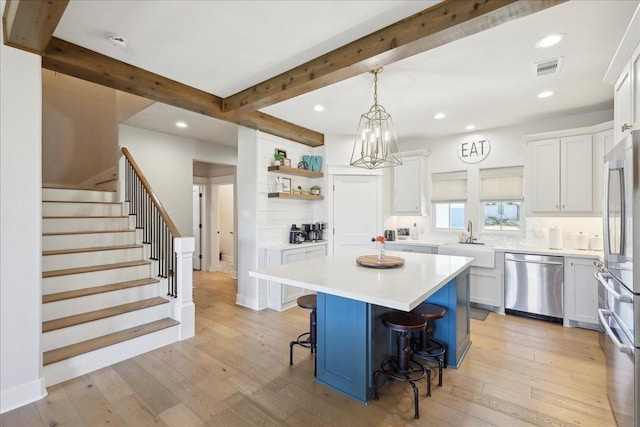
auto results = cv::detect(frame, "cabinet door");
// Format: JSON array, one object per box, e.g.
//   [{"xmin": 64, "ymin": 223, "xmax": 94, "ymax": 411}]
[
  {"xmin": 614, "ymin": 62, "xmax": 633, "ymax": 144},
  {"xmin": 469, "ymin": 269, "xmax": 501, "ymax": 308},
  {"xmin": 530, "ymin": 139, "xmax": 560, "ymax": 212},
  {"xmin": 306, "ymin": 246, "xmax": 326, "ymax": 259},
  {"xmin": 392, "ymin": 156, "xmax": 424, "ymax": 215},
  {"xmin": 282, "ymin": 249, "xmax": 307, "ymax": 304},
  {"xmin": 561, "ymin": 135, "xmax": 593, "ymax": 212},
  {"xmin": 632, "ymin": 43, "xmax": 640, "ymax": 132},
  {"xmin": 565, "ymin": 257, "xmax": 598, "ymax": 326}
]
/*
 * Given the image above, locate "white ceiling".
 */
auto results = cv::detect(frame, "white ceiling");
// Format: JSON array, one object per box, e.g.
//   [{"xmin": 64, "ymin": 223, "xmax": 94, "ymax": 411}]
[{"xmin": 54, "ymin": 0, "xmax": 638, "ymax": 146}]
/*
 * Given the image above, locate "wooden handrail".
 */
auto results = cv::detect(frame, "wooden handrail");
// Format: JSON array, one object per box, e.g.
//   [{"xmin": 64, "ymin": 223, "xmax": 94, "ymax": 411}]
[{"xmin": 121, "ymin": 147, "xmax": 181, "ymax": 237}]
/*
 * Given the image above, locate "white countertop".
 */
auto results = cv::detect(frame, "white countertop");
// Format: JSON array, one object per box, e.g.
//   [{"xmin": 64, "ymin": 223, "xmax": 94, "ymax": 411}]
[
  {"xmin": 264, "ymin": 241, "xmax": 328, "ymax": 250},
  {"xmin": 250, "ymin": 251, "xmax": 473, "ymax": 311},
  {"xmin": 386, "ymin": 239, "xmax": 602, "ymax": 259}
]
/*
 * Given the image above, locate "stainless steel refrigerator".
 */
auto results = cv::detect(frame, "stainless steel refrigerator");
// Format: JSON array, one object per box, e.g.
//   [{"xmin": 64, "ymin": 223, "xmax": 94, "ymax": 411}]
[{"xmin": 596, "ymin": 129, "xmax": 640, "ymax": 427}]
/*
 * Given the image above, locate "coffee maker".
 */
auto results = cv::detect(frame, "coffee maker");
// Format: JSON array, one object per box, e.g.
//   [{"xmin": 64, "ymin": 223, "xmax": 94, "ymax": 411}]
[{"xmin": 301, "ymin": 223, "xmax": 326, "ymax": 242}]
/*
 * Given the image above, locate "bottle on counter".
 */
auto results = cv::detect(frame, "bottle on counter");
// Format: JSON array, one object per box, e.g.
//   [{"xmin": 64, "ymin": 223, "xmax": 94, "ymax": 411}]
[{"xmin": 410, "ymin": 222, "xmax": 418, "ymax": 240}]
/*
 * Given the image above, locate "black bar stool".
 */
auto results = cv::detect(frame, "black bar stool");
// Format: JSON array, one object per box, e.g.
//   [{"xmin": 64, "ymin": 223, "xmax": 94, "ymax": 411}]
[
  {"xmin": 373, "ymin": 311, "xmax": 430, "ymax": 419},
  {"xmin": 289, "ymin": 294, "xmax": 317, "ymax": 376},
  {"xmin": 411, "ymin": 302, "xmax": 447, "ymax": 387}
]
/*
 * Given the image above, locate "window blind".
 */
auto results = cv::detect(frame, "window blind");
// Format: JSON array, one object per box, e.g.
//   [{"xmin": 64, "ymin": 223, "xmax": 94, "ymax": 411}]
[
  {"xmin": 479, "ymin": 166, "xmax": 524, "ymax": 201},
  {"xmin": 431, "ymin": 171, "xmax": 467, "ymax": 202}
]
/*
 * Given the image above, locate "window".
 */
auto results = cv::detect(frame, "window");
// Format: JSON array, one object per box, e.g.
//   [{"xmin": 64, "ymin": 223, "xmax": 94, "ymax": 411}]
[
  {"xmin": 431, "ymin": 171, "xmax": 467, "ymax": 230},
  {"xmin": 483, "ymin": 201, "xmax": 522, "ymax": 231},
  {"xmin": 480, "ymin": 166, "xmax": 524, "ymax": 232},
  {"xmin": 435, "ymin": 202, "xmax": 466, "ymax": 229}
]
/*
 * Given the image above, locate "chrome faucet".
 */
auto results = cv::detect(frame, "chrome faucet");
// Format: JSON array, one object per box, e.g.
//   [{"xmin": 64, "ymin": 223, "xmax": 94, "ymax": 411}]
[{"xmin": 466, "ymin": 220, "xmax": 474, "ymax": 243}]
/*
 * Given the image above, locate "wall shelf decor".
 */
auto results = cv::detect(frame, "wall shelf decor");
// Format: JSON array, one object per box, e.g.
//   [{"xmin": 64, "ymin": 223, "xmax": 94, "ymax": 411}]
[{"xmin": 267, "ymin": 165, "xmax": 323, "ymax": 178}]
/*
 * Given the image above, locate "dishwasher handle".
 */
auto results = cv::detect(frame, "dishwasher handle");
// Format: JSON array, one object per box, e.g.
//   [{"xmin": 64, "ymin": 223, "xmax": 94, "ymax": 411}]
[
  {"xmin": 594, "ymin": 270, "xmax": 633, "ymax": 303},
  {"xmin": 505, "ymin": 258, "xmax": 563, "ymax": 266},
  {"xmin": 598, "ymin": 309, "xmax": 633, "ymax": 355}
]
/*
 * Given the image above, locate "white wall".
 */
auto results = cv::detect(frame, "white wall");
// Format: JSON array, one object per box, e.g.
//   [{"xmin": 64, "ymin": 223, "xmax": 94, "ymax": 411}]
[
  {"xmin": 392, "ymin": 108, "xmax": 612, "ymax": 246},
  {"xmin": 119, "ymin": 125, "xmax": 237, "ymax": 236},
  {"xmin": 0, "ymin": 15, "xmax": 47, "ymax": 412},
  {"xmin": 42, "ymin": 70, "xmax": 118, "ymax": 187}
]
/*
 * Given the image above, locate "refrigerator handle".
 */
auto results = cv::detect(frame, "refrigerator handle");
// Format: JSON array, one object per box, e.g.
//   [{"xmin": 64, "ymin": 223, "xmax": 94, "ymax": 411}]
[
  {"xmin": 603, "ymin": 161, "xmax": 626, "ymax": 263},
  {"xmin": 594, "ymin": 270, "xmax": 633, "ymax": 303},
  {"xmin": 598, "ymin": 309, "xmax": 633, "ymax": 355}
]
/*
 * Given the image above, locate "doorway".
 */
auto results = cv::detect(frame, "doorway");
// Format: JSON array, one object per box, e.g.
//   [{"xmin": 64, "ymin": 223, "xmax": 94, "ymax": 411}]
[
  {"xmin": 217, "ymin": 183, "xmax": 235, "ymax": 273},
  {"xmin": 192, "ymin": 185, "xmax": 203, "ymax": 270}
]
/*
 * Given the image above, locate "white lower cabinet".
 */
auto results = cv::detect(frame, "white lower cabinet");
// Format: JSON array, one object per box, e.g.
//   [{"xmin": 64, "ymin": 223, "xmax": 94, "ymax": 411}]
[
  {"xmin": 384, "ymin": 242, "xmax": 436, "ymax": 254},
  {"xmin": 470, "ymin": 267, "xmax": 503, "ymax": 312},
  {"xmin": 267, "ymin": 244, "xmax": 326, "ymax": 311},
  {"xmin": 564, "ymin": 256, "xmax": 599, "ymax": 329}
]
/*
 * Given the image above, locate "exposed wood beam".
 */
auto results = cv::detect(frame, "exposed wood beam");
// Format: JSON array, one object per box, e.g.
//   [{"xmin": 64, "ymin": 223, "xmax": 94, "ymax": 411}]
[
  {"xmin": 2, "ymin": 0, "xmax": 69, "ymax": 54},
  {"xmin": 43, "ymin": 37, "xmax": 324, "ymax": 147},
  {"xmin": 222, "ymin": 0, "xmax": 566, "ymax": 113}
]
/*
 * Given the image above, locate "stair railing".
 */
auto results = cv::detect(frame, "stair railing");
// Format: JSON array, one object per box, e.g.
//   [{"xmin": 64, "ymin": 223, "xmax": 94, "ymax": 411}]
[{"xmin": 121, "ymin": 147, "xmax": 181, "ymax": 298}]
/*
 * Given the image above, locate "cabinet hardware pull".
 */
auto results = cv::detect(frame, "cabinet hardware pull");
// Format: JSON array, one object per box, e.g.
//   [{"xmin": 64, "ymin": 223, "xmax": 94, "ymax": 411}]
[{"xmin": 621, "ymin": 123, "xmax": 632, "ymax": 132}]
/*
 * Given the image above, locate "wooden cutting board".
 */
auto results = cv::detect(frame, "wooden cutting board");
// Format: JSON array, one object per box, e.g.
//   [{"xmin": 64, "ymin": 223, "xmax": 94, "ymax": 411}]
[{"xmin": 356, "ymin": 255, "xmax": 405, "ymax": 269}]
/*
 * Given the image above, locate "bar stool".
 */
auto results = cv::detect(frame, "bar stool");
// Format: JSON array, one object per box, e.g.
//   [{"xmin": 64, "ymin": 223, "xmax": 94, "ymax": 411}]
[
  {"xmin": 373, "ymin": 311, "xmax": 430, "ymax": 419},
  {"xmin": 411, "ymin": 302, "xmax": 447, "ymax": 387},
  {"xmin": 289, "ymin": 294, "xmax": 317, "ymax": 376}
]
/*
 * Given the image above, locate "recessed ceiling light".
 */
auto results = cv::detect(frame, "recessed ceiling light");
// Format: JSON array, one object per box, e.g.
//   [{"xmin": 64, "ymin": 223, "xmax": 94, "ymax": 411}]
[
  {"xmin": 537, "ymin": 90, "xmax": 554, "ymax": 98},
  {"xmin": 107, "ymin": 34, "xmax": 128, "ymax": 48},
  {"xmin": 175, "ymin": 121, "xmax": 188, "ymax": 128},
  {"xmin": 535, "ymin": 33, "xmax": 564, "ymax": 49},
  {"xmin": 433, "ymin": 112, "xmax": 446, "ymax": 120},
  {"xmin": 465, "ymin": 124, "xmax": 476, "ymax": 130},
  {"xmin": 313, "ymin": 105, "xmax": 325, "ymax": 112}
]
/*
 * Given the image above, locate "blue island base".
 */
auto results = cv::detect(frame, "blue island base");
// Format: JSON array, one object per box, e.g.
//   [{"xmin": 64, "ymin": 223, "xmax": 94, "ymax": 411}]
[{"xmin": 315, "ymin": 270, "xmax": 471, "ymax": 403}]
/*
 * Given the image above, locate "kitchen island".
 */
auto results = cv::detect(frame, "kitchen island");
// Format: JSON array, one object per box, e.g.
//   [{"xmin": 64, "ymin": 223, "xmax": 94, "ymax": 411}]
[{"xmin": 250, "ymin": 251, "xmax": 473, "ymax": 403}]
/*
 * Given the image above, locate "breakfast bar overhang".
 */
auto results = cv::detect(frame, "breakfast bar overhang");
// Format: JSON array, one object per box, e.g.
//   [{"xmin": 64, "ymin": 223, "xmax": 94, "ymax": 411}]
[{"xmin": 250, "ymin": 251, "xmax": 473, "ymax": 403}]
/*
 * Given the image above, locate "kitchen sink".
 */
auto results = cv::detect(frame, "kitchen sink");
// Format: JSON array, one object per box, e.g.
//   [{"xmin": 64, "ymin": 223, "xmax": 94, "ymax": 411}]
[{"xmin": 438, "ymin": 242, "xmax": 495, "ymax": 268}]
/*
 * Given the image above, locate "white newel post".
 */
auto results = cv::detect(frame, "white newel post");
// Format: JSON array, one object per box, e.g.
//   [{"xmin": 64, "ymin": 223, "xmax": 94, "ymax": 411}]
[
  {"xmin": 116, "ymin": 146, "xmax": 126, "ymax": 203},
  {"xmin": 173, "ymin": 237, "xmax": 195, "ymax": 340}
]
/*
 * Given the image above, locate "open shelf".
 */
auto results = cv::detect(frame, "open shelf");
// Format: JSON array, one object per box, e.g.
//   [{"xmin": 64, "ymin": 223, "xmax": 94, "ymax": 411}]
[
  {"xmin": 268, "ymin": 192, "xmax": 324, "ymax": 200},
  {"xmin": 267, "ymin": 165, "xmax": 323, "ymax": 178}
]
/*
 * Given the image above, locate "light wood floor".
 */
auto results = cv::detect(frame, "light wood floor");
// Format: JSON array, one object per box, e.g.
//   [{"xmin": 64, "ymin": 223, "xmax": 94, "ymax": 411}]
[{"xmin": 2, "ymin": 271, "xmax": 615, "ymax": 426}]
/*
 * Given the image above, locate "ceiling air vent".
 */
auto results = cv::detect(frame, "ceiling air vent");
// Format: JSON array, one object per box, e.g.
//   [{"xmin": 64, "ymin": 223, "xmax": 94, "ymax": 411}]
[{"xmin": 535, "ymin": 57, "xmax": 563, "ymax": 76}]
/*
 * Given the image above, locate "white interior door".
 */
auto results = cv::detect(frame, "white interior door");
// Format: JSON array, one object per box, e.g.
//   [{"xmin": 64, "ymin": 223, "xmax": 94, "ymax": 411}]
[
  {"xmin": 218, "ymin": 184, "xmax": 235, "ymax": 263},
  {"xmin": 332, "ymin": 174, "xmax": 381, "ymax": 255},
  {"xmin": 192, "ymin": 185, "xmax": 202, "ymax": 270}
]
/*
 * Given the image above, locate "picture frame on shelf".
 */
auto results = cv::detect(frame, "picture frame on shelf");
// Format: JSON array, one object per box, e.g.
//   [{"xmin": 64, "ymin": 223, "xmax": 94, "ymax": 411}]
[
  {"xmin": 283, "ymin": 158, "xmax": 291, "ymax": 167},
  {"xmin": 275, "ymin": 148, "xmax": 287, "ymax": 159},
  {"xmin": 281, "ymin": 177, "xmax": 291, "ymax": 193}
]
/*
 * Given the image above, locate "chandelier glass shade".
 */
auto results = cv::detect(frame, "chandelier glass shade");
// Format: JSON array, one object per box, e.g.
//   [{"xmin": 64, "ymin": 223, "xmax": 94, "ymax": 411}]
[{"xmin": 350, "ymin": 68, "xmax": 402, "ymax": 169}]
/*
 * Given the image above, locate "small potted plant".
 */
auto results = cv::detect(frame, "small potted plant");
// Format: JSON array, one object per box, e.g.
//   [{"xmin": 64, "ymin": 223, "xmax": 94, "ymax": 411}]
[
  {"xmin": 310, "ymin": 185, "xmax": 321, "ymax": 195},
  {"xmin": 273, "ymin": 152, "xmax": 284, "ymax": 166}
]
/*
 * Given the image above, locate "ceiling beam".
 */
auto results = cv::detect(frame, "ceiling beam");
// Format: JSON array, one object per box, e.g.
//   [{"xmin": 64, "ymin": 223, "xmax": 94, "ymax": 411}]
[
  {"xmin": 42, "ymin": 37, "xmax": 324, "ymax": 147},
  {"xmin": 2, "ymin": 0, "xmax": 69, "ymax": 54},
  {"xmin": 222, "ymin": 0, "xmax": 566, "ymax": 114}
]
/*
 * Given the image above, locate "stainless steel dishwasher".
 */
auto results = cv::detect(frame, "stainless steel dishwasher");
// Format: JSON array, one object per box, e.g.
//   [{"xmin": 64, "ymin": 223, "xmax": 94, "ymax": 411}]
[{"xmin": 504, "ymin": 253, "xmax": 564, "ymax": 323}]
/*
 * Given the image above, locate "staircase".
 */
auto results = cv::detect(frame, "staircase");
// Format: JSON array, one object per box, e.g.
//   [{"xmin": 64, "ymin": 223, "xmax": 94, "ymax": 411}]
[{"xmin": 41, "ymin": 187, "xmax": 180, "ymax": 386}]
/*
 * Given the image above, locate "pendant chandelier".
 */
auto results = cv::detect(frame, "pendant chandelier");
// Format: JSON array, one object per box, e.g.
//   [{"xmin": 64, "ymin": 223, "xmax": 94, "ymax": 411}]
[{"xmin": 350, "ymin": 68, "xmax": 402, "ymax": 169}]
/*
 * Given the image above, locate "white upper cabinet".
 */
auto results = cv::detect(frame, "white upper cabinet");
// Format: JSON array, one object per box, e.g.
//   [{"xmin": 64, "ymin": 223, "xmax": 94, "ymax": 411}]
[
  {"xmin": 529, "ymin": 135, "xmax": 593, "ymax": 213},
  {"xmin": 614, "ymin": 62, "xmax": 633, "ymax": 144},
  {"xmin": 593, "ymin": 128, "xmax": 615, "ymax": 215},
  {"xmin": 392, "ymin": 151, "xmax": 429, "ymax": 216},
  {"xmin": 632, "ymin": 42, "xmax": 640, "ymax": 132}
]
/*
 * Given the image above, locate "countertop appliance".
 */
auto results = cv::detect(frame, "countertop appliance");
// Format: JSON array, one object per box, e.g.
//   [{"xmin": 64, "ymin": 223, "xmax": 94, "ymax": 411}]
[
  {"xmin": 504, "ymin": 252, "xmax": 564, "ymax": 323},
  {"xmin": 397, "ymin": 228, "xmax": 409, "ymax": 240},
  {"xmin": 384, "ymin": 230, "xmax": 396, "ymax": 241},
  {"xmin": 596, "ymin": 130, "xmax": 640, "ymax": 427}
]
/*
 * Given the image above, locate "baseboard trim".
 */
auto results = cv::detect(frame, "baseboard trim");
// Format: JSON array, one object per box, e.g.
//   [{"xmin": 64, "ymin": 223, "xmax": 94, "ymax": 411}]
[{"xmin": 0, "ymin": 377, "xmax": 47, "ymax": 414}]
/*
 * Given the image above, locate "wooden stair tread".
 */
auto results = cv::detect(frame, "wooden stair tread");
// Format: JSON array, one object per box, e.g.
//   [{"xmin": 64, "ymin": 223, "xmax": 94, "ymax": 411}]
[
  {"xmin": 43, "ymin": 278, "xmax": 160, "ymax": 303},
  {"xmin": 43, "ymin": 318, "xmax": 179, "ymax": 366},
  {"xmin": 43, "ymin": 215, "xmax": 128, "ymax": 219},
  {"xmin": 43, "ymin": 244, "xmax": 143, "ymax": 256},
  {"xmin": 42, "ymin": 186, "xmax": 116, "ymax": 192},
  {"xmin": 43, "ymin": 260, "xmax": 151, "ymax": 278},
  {"xmin": 43, "ymin": 200, "xmax": 121, "ymax": 204},
  {"xmin": 43, "ymin": 229, "xmax": 135, "ymax": 236},
  {"xmin": 43, "ymin": 297, "xmax": 169, "ymax": 332}
]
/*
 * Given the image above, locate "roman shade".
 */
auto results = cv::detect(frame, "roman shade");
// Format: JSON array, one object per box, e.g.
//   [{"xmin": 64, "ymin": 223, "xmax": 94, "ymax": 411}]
[
  {"xmin": 479, "ymin": 166, "xmax": 524, "ymax": 201},
  {"xmin": 431, "ymin": 171, "xmax": 467, "ymax": 202}
]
